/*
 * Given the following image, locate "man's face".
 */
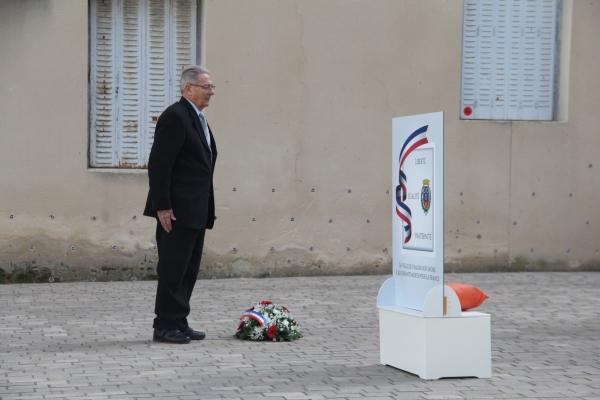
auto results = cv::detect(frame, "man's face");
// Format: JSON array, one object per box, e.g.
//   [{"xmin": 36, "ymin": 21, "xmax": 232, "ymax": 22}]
[{"xmin": 185, "ymin": 73, "xmax": 214, "ymax": 110}]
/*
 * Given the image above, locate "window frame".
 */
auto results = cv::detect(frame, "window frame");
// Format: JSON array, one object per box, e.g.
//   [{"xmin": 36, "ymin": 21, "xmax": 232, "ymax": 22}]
[
  {"xmin": 459, "ymin": 0, "xmax": 563, "ymax": 122},
  {"xmin": 87, "ymin": 0, "xmax": 203, "ymax": 169}
]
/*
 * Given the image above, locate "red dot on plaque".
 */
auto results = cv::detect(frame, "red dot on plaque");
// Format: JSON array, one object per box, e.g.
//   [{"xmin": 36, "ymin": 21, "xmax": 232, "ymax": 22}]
[{"xmin": 463, "ymin": 106, "xmax": 473, "ymax": 117}]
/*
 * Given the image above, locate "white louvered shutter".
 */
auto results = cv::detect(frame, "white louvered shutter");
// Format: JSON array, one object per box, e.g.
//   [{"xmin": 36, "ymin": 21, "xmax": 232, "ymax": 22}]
[
  {"xmin": 145, "ymin": 0, "xmax": 169, "ymax": 162},
  {"xmin": 460, "ymin": 0, "xmax": 560, "ymax": 121},
  {"xmin": 90, "ymin": 0, "xmax": 118, "ymax": 167},
  {"xmin": 171, "ymin": 0, "xmax": 197, "ymax": 102},
  {"xmin": 90, "ymin": 0, "xmax": 197, "ymax": 168},
  {"xmin": 121, "ymin": 0, "xmax": 143, "ymax": 166}
]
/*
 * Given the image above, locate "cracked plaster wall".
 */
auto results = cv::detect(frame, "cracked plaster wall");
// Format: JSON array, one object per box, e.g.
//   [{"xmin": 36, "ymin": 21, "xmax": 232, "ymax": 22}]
[{"xmin": 0, "ymin": 0, "xmax": 599, "ymax": 283}]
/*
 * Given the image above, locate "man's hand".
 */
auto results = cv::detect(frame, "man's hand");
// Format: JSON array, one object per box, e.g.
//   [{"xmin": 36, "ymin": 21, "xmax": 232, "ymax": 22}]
[{"xmin": 157, "ymin": 209, "xmax": 176, "ymax": 233}]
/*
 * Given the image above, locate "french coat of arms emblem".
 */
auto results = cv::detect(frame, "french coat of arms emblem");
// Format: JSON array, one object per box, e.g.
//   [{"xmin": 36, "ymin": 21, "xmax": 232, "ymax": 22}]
[{"xmin": 421, "ymin": 179, "xmax": 431, "ymax": 215}]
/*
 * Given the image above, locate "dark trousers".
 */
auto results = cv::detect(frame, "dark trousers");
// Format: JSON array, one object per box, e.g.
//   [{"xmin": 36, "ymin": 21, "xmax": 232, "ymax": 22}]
[{"xmin": 153, "ymin": 222, "xmax": 205, "ymax": 331}]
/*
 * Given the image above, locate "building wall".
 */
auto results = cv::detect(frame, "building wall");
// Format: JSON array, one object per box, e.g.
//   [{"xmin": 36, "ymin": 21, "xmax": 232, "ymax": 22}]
[{"xmin": 0, "ymin": 0, "xmax": 598, "ymax": 283}]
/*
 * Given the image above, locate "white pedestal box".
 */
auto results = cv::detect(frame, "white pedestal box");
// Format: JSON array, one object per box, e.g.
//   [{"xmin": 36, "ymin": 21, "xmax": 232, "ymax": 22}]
[
  {"xmin": 377, "ymin": 278, "xmax": 491, "ymax": 380},
  {"xmin": 388, "ymin": 112, "xmax": 490, "ymax": 379}
]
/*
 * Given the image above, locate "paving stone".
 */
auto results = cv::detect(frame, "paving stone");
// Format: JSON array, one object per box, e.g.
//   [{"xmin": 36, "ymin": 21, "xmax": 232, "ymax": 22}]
[{"xmin": 0, "ymin": 273, "xmax": 599, "ymax": 399}]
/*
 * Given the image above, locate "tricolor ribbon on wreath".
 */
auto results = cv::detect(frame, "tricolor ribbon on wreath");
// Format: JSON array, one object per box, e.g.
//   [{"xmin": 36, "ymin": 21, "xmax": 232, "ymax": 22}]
[
  {"xmin": 396, "ymin": 125, "xmax": 429, "ymax": 244},
  {"xmin": 240, "ymin": 309, "xmax": 269, "ymax": 326}
]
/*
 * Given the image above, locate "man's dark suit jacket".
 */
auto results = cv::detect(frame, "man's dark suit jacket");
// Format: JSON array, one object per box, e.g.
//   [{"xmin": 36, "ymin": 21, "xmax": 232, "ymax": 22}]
[{"xmin": 143, "ymin": 97, "xmax": 217, "ymax": 230}]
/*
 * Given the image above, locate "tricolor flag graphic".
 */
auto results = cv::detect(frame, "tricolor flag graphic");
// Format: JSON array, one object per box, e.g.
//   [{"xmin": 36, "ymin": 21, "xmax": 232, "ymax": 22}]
[{"xmin": 396, "ymin": 125, "xmax": 429, "ymax": 243}]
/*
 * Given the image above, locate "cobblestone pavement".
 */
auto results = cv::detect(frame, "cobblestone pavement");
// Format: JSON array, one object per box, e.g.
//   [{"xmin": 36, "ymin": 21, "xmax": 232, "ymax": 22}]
[{"xmin": 1, "ymin": 272, "xmax": 599, "ymax": 400}]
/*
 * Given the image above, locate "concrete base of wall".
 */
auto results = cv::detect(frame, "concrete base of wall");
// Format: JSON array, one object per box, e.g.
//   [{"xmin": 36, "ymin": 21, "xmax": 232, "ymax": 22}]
[{"xmin": 1, "ymin": 256, "xmax": 598, "ymax": 284}]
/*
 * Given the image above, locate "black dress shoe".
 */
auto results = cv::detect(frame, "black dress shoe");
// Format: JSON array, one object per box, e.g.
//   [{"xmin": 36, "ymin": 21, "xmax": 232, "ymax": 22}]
[
  {"xmin": 153, "ymin": 329, "xmax": 191, "ymax": 344},
  {"xmin": 180, "ymin": 327, "xmax": 206, "ymax": 340}
]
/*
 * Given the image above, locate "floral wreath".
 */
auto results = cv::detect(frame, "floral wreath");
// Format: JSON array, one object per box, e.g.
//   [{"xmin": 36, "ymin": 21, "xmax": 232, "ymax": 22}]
[{"xmin": 235, "ymin": 300, "xmax": 303, "ymax": 341}]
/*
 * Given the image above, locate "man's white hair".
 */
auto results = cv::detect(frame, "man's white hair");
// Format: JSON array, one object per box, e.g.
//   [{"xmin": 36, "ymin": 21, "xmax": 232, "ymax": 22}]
[{"xmin": 180, "ymin": 65, "xmax": 211, "ymax": 93}]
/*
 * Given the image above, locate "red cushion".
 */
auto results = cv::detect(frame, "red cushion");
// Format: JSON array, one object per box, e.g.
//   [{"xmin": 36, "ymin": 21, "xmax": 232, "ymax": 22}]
[{"xmin": 446, "ymin": 283, "xmax": 489, "ymax": 311}]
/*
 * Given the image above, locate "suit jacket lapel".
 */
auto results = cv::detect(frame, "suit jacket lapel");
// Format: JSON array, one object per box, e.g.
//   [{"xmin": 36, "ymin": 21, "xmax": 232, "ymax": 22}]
[{"xmin": 180, "ymin": 97, "xmax": 210, "ymax": 152}]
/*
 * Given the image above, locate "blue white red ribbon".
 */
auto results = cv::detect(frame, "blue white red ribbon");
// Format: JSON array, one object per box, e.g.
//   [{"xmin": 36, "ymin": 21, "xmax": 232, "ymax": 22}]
[
  {"xmin": 396, "ymin": 125, "xmax": 429, "ymax": 243},
  {"xmin": 240, "ymin": 309, "xmax": 269, "ymax": 326}
]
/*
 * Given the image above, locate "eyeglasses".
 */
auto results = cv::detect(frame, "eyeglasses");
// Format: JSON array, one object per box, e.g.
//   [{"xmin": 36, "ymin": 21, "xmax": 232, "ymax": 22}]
[{"xmin": 188, "ymin": 83, "xmax": 215, "ymax": 91}]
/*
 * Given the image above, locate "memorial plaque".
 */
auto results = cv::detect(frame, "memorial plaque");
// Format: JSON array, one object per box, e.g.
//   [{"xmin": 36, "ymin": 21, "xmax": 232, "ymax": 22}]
[{"xmin": 392, "ymin": 112, "xmax": 444, "ymax": 313}]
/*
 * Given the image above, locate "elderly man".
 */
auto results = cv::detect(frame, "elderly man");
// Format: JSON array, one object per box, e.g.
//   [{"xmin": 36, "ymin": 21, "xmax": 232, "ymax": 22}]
[{"xmin": 143, "ymin": 65, "xmax": 217, "ymax": 344}]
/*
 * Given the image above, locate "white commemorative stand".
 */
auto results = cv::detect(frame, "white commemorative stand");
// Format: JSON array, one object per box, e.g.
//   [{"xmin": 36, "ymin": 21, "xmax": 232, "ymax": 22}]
[
  {"xmin": 386, "ymin": 112, "xmax": 491, "ymax": 380},
  {"xmin": 377, "ymin": 278, "xmax": 491, "ymax": 380}
]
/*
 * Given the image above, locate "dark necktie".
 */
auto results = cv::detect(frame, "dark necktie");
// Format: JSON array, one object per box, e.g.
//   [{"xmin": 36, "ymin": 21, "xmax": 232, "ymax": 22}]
[{"xmin": 198, "ymin": 112, "xmax": 211, "ymax": 153}]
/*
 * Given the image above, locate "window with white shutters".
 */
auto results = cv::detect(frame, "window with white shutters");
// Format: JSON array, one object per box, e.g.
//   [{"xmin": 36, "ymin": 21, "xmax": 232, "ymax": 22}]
[
  {"xmin": 460, "ymin": 0, "xmax": 561, "ymax": 121},
  {"xmin": 89, "ymin": 0, "xmax": 199, "ymax": 168}
]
